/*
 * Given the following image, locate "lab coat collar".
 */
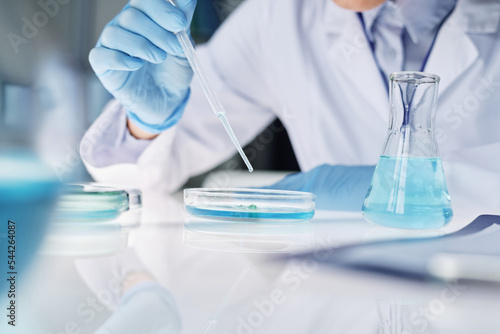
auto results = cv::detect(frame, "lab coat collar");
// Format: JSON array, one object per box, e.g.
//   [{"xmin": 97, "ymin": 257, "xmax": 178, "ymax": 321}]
[
  {"xmin": 425, "ymin": 0, "xmax": 500, "ymax": 94},
  {"xmin": 453, "ymin": 0, "xmax": 500, "ymax": 34},
  {"xmin": 398, "ymin": 0, "xmax": 457, "ymax": 44},
  {"xmin": 359, "ymin": 3, "xmax": 384, "ymax": 43},
  {"xmin": 360, "ymin": 0, "xmax": 457, "ymax": 45}
]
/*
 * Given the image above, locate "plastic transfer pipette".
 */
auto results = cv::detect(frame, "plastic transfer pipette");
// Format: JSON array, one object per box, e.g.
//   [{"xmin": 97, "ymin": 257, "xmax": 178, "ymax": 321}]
[{"xmin": 167, "ymin": 0, "xmax": 253, "ymax": 172}]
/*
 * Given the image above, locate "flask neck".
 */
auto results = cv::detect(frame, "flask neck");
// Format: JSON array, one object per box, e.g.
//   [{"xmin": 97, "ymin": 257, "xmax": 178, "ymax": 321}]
[{"xmin": 383, "ymin": 72, "xmax": 440, "ymax": 158}]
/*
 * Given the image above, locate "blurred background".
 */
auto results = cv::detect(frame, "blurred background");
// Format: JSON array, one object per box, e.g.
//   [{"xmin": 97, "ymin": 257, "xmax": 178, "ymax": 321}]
[{"xmin": 0, "ymin": 0, "xmax": 299, "ymax": 184}]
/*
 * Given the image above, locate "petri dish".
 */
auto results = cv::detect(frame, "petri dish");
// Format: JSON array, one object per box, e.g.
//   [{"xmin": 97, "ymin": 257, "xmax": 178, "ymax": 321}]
[
  {"xmin": 184, "ymin": 188, "xmax": 316, "ymax": 222},
  {"xmin": 55, "ymin": 184, "xmax": 130, "ymax": 221}
]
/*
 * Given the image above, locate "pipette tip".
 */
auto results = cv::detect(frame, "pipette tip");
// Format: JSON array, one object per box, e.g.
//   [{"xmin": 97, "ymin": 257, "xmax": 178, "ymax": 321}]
[
  {"xmin": 241, "ymin": 154, "xmax": 253, "ymax": 173},
  {"xmin": 243, "ymin": 161, "xmax": 253, "ymax": 173},
  {"xmin": 219, "ymin": 114, "xmax": 254, "ymax": 172}
]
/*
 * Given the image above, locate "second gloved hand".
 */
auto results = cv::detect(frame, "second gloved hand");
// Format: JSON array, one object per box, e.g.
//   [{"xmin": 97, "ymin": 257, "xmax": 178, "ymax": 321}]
[
  {"xmin": 96, "ymin": 282, "xmax": 182, "ymax": 334},
  {"xmin": 266, "ymin": 164, "xmax": 375, "ymax": 211},
  {"xmin": 89, "ymin": 0, "xmax": 197, "ymax": 134}
]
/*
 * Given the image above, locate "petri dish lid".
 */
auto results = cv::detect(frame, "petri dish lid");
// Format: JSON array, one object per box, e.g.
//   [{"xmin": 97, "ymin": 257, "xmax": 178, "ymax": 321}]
[
  {"xmin": 184, "ymin": 188, "xmax": 316, "ymax": 223},
  {"xmin": 55, "ymin": 183, "xmax": 130, "ymax": 221}
]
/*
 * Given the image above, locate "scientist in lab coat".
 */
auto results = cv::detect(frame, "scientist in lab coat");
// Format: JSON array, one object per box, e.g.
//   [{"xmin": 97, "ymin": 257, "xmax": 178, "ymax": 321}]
[{"xmin": 82, "ymin": 0, "xmax": 500, "ymax": 216}]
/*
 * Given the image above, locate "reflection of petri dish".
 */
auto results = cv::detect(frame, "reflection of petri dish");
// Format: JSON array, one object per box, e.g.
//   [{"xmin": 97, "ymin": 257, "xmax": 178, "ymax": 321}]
[
  {"xmin": 183, "ymin": 219, "xmax": 314, "ymax": 253},
  {"xmin": 184, "ymin": 188, "xmax": 316, "ymax": 222},
  {"xmin": 55, "ymin": 184, "xmax": 129, "ymax": 221},
  {"xmin": 42, "ymin": 224, "xmax": 129, "ymax": 256}
]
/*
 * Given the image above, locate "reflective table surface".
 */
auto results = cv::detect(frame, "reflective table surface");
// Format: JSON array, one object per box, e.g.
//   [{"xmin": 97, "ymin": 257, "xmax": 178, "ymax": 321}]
[{"xmin": 8, "ymin": 189, "xmax": 500, "ymax": 334}]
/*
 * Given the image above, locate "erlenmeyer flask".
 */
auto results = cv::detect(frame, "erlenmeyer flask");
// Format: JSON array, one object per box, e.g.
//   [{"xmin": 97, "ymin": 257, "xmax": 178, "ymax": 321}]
[{"xmin": 362, "ymin": 72, "xmax": 453, "ymax": 229}]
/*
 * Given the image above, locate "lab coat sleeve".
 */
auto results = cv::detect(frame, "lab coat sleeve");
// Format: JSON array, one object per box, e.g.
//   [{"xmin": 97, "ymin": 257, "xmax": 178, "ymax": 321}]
[
  {"xmin": 80, "ymin": 0, "xmax": 278, "ymax": 191},
  {"xmin": 442, "ymin": 142, "xmax": 500, "ymax": 219}
]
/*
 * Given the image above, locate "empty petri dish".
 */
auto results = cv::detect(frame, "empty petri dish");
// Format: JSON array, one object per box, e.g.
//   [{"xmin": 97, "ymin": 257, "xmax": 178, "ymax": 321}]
[{"xmin": 184, "ymin": 188, "xmax": 316, "ymax": 222}]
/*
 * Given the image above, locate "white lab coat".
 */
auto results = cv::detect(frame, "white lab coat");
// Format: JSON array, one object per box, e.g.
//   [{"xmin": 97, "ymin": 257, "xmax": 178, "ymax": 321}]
[{"xmin": 81, "ymin": 0, "xmax": 500, "ymax": 218}]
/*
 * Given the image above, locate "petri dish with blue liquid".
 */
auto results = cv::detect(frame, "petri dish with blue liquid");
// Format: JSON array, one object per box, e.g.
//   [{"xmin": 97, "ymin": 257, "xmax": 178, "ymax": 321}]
[
  {"xmin": 54, "ymin": 184, "xmax": 130, "ymax": 222},
  {"xmin": 184, "ymin": 188, "xmax": 316, "ymax": 223}
]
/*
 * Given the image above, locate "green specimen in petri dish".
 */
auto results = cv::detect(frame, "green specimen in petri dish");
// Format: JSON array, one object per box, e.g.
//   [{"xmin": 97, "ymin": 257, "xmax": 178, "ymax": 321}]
[{"xmin": 236, "ymin": 204, "xmax": 258, "ymax": 210}]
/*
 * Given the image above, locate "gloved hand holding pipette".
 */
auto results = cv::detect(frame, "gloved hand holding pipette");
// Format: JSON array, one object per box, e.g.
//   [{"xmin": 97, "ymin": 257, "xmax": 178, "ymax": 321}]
[
  {"xmin": 89, "ymin": 0, "xmax": 253, "ymax": 171},
  {"xmin": 89, "ymin": 0, "xmax": 197, "ymax": 135}
]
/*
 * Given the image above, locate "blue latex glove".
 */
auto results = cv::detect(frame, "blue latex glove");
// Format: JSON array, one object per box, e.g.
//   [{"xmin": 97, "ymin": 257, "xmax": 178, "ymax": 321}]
[
  {"xmin": 267, "ymin": 164, "xmax": 376, "ymax": 211},
  {"xmin": 89, "ymin": 0, "xmax": 197, "ymax": 134},
  {"xmin": 96, "ymin": 282, "xmax": 182, "ymax": 334}
]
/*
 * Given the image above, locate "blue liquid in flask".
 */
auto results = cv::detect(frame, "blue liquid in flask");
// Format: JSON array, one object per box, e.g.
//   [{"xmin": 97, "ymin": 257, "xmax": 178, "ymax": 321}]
[{"xmin": 362, "ymin": 156, "xmax": 453, "ymax": 229}]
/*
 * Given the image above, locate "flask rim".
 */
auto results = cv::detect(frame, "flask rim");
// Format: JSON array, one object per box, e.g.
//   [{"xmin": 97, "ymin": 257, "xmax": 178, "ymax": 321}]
[{"xmin": 390, "ymin": 71, "xmax": 440, "ymax": 83}]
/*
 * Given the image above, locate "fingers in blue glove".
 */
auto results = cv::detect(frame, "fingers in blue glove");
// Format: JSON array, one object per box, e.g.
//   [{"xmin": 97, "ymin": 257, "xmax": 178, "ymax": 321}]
[
  {"xmin": 129, "ymin": 0, "xmax": 191, "ymax": 33},
  {"xmin": 116, "ymin": 7, "xmax": 184, "ymax": 57},
  {"xmin": 173, "ymin": 0, "xmax": 198, "ymax": 23},
  {"xmin": 100, "ymin": 25, "xmax": 167, "ymax": 64},
  {"xmin": 89, "ymin": 47, "xmax": 144, "ymax": 76},
  {"xmin": 88, "ymin": 0, "xmax": 197, "ymax": 134}
]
